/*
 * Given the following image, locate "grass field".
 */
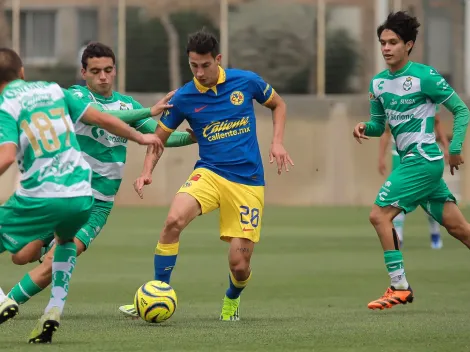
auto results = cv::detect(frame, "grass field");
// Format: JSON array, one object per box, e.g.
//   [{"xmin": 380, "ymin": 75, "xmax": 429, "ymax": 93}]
[{"xmin": 1, "ymin": 206, "xmax": 470, "ymax": 351}]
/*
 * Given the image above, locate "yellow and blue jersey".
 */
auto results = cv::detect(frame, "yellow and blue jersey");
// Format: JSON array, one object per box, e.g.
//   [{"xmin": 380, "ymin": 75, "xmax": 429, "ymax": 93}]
[{"xmin": 159, "ymin": 67, "xmax": 274, "ymax": 186}]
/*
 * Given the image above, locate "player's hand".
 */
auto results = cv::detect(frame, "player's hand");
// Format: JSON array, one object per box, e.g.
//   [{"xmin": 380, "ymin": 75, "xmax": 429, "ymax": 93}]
[
  {"xmin": 353, "ymin": 123, "xmax": 369, "ymax": 144},
  {"xmin": 150, "ymin": 90, "xmax": 175, "ymax": 116},
  {"xmin": 269, "ymin": 142, "xmax": 294, "ymax": 175},
  {"xmin": 449, "ymin": 154, "xmax": 464, "ymax": 176},
  {"xmin": 378, "ymin": 158, "xmax": 387, "ymax": 176},
  {"xmin": 186, "ymin": 128, "xmax": 197, "ymax": 143},
  {"xmin": 134, "ymin": 174, "xmax": 152, "ymax": 199},
  {"xmin": 135, "ymin": 133, "xmax": 164, "ymax": 153}
]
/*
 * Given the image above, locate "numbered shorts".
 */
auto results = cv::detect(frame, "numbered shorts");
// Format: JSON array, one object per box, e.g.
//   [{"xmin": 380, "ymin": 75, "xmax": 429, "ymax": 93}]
[
  {"xmin": 75, "ymin": 199, "xmax": 113, "ymax": 249},
  {"xmin": 177, "ymin": 168, "xmax": 264, "ymax": 243},
  {"xmin": 0, "ymin": 195, "xmax": 93, "ymax": 254},
  {"xmin": 375, "ymin": 156, "xmax": 455, "ymax": 224}
]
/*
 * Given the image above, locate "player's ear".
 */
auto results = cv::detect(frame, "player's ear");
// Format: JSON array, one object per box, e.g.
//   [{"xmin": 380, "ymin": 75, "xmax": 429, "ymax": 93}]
[
  {"xmin": 215, "ymin": 54, "xmax": 222, "ymax": 65},
  {"xmin": 19, "ymin": 67, "xmax": 25, "ymax": 80},
  {"xmin": 405, "ymin": 40, "xmax": 414, "ymax": 54},
  {"xmin": 81, "ymin": 68, "xmax": 86, "ymax": 79}
]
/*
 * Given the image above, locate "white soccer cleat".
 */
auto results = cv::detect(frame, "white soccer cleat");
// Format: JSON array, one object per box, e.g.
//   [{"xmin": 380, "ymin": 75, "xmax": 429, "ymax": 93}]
[
  {"xmin": 119, "ymin": 304, "xmax": 139, "ymax": 318},
  {"xmin": 0, "ymin": 297, "xmax": 19, "ymax": 324}
]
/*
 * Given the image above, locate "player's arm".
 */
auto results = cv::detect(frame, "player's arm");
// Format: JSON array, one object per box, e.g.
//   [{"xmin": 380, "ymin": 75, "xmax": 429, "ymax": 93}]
[
  {"xmin": 423, "ymin": 69, "xmax": 469, "ymax": 174},
  {"xmin": 62, "ymin": 88, "xmax": 163, "ymax": 148},
  {"xmin": 354, "ymin": 84, "xmax": 386, "ymax": 143},
  {"xmin": 251, "ymin": 74, "xmax": 293, "ymax": 174},
  {"xmin": 378, "ymin": 126, "xmax": 391, "ymax": 175},
  {"xmin": 134, "ymin": 99, "xmax": 186, "ymax": 199},
  {"xmin": 133, "ymin": 118, "xmax": 195, "ymax": 147},
  {"xmin": 0, "ymin": 110, "xmax": 18, "ymax": 176}
]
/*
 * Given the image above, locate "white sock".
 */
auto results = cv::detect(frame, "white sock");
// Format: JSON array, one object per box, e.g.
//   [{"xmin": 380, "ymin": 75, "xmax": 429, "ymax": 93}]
[
  {"xmin": 428, "ymin": 215, "xmax": 440, "ymax": 235},
  {"xmin": 389, "ymin": 270, "xmax": 409, "ymax": 290},
  {"xmin": 393, "ymin": 212, "xmax": 405, "ymax": 242}
]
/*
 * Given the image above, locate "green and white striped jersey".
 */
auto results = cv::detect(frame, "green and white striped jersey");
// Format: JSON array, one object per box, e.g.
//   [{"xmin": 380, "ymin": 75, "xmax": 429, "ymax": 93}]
[
  {"xmin": 0, "ymin": 80, "xmax": 92, "ymax": 198},
  {"xmin": 370, "ymin": 61, "xmax": 453, "ymax": 161},
  {"xmin": 69, "ymin": 85, "xmax": 152, "ymax": 202}
]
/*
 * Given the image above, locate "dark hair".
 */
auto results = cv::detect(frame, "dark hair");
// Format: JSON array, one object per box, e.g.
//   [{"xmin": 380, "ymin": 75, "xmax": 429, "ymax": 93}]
[
  {"xmin": 0, "ymin": 48, "xmax": 22, "ymax": 84},
  {"xmin": 186, "ymin": 30, "xmax": 219, "ymax": 58},
  {"xmin": 377, "ymin": 11, "xmax": 421, "ymax": 54},
  {"xmin": 81, "ymin": 42, "xmax": 115, "ymax": 69}
]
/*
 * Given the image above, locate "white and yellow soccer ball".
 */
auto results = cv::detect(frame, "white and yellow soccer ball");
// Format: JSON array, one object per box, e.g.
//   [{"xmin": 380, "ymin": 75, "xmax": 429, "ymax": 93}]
[{"xmin": 134, "ymin": 280, "xmax": 177, "ymax": 323}]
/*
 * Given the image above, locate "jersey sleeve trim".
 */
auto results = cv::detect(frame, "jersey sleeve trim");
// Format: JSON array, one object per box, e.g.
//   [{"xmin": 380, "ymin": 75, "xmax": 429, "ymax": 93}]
[
  {"xmin": 75, "ymin": 102, "xmax": 91, "ymax": 124},
  {"xmin": 262, "ymin": 89, "xmax": 275, "ymax": 106},
  {"xmin": 436, "ymin": 91, "xmax": 455, "ymax": 105},
  {"xmin": 159, "ymin": 120, "xmax": 175, "ymax": 133},
  {"xmin": 0, "ymin": 141, "xmax": 17, "ymax": 147},
  {"xmin": 134, "ymin": 118, "xmax": 151, "ymax": 130}
]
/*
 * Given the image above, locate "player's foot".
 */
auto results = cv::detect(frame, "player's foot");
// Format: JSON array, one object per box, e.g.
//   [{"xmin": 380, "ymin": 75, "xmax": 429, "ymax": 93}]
[
  {"xmin": 367, "ymin": 286, "xmax": 414, "ymax": 310},
  {"xmin": 119, "ymin": 304, "xmax": 139, "ymax": 318},
  {"xmin": 431, "ymin": 234, "xmax": 443, "ymax": 249},
  {"xmin": 0, "ymin": 297, "xmax": 19, "ymax": 324},
  {"xmin": 220, "ymin": 295, "xmax": 240, "ymax": 321},
  {"xmin": 28, "ymin": 307, "xmax": 60, "ymax": 344}
]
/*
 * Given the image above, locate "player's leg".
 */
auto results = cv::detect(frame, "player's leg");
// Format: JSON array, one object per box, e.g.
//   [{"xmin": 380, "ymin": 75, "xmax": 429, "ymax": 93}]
[
  {"xmin": 11, "ymin": 239, "xmax": 46, "ymax": 265},
  {"xmin": 367, "ymin": 156, "xmax": 443, "ymax": 310},
  {"xmin": 421, "ymin": 179, "xmax": 470, "ymax": 249},
  {"xmin": 119, "ymin": 169, "xmax": 220, "ymax": 317},
  {"xmin": 219, "ymin": 179, "xmax": 264, "ymax": 321},
  {"xmin": 392, "ymin": 212, "xmax": 405, "ymax": 247},
  {"xmin": 9, "ymin": 201, "xmax": 112, "ymax": 306},
  {"xmin": 29, "ymin": 196, "xmax": 93, "ymax": 344},
  {"xmin": 428, "ymin": 214, "xmax": 443, "ymax": 249}
]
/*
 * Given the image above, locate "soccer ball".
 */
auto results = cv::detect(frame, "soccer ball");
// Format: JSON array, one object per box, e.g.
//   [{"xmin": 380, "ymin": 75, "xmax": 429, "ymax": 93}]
[{"xmin": 134, "ymin": 280, "xmax": 178, "ymax": 323}]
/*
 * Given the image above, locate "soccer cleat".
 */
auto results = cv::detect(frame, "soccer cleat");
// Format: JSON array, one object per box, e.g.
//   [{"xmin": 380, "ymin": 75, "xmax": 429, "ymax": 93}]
[
  {"xmin": 431, "ymin": 234, "xmax": 443, "ymax": 249},
  {"xmin": 367, "ymin": 286, "xmax": 414, "ymax": 310},
  {"xmin": 28, "ymin": 307, "xmax": 60, "ymax": 344},
  {"xmin": 119, "ymin": 304, "xmax": 139, "ymax": 318},
  {"xmin": 219, "ymin": 295, "xmax": 240, "ymax": 321},
  {"xmin": 0, "ymin": 298, "xmax": 19, "ymax": 325}
]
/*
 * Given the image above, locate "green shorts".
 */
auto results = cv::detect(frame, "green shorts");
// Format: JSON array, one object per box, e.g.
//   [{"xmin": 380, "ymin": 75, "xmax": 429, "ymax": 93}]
[
  {"xmin": 376, "ymin": 156, "xmax": 455, "ymax": 224},
  {"xmin": 391, "ymin": 153, "xmax": 401, "ymax": 170},
  {"xmin": 0, "ymin": 195, "xmax": 93, "ymax": 254},
  {"xmin": 75, "ymin": 199, "xmax": 113, "ymax": 249}
]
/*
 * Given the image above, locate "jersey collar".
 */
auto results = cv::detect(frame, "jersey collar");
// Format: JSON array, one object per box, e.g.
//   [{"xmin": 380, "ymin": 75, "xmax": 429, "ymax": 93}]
[
  {"xmin": 193, "ymin": 66, "xmax": 226, "ymax": 94},
  {"xmin": 86, "ymin": 86, "xmax": 115, "ymax": 102},
  {"xmin": 388, "ymin": 61, "xmax": 413, "ymax": 76}
]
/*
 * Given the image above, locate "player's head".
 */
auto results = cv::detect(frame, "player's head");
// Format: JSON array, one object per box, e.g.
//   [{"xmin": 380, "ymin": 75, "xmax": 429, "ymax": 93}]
[
  {"xmin": 0, "ymin": 48, "xmax": 24, "ymax": 88},
  {"xmin": 377, "ymin": 11, "xmax": 420, "ymax": 68},
  {"xmin": 186, "ymin": 30, "xmax": 221, "ymax": 87},
  {"xmin": 81, "ymin": 42, "xmax": 116, "ymax": 96}
]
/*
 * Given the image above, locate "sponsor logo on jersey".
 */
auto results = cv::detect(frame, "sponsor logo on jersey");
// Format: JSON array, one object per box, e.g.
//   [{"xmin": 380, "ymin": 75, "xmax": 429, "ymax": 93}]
[
  {"xmin": 369, "ymin": 92, "xmax": 376, "ymax": 100},
  {"xmin": 390, "ymin": 99, "xmax": 398, "ymax": 106},
  {"xmin": 378, "ymin": 81, "xmax": 385, "ymax": 90},
  {"xmin": 202, "ymin": 116, "xmax": 251, "ymax": 142},
  {"xmin": 403, "ymin": 77, "xmax": 413, "ymax": 91},
  {"xmin": 436, "ymin": 78, "xmax": 450, "ymax": 91},
  {"xmin": 400, "ymin": 98, "xmax": 415, "ymax": 104},
  {"xmin": 387, "ymin": 112, "xmax": 414, "ymax": 121}
]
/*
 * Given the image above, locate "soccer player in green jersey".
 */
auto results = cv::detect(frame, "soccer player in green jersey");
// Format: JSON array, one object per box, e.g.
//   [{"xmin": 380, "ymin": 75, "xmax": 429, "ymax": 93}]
[
  {"xmin": 5, "ymin": 42, "xmax": 196, "ymax": 313},
  {"xmin": 377, "ymin": 106, "xmax": 449, "ymax": 249},
  {"xmin": 0, "ymin": 48, "xmax": 160, "ymax": 343},
  {"xmin": 353, "ymin": 12, "xmax": 470, "ymax": 310}
]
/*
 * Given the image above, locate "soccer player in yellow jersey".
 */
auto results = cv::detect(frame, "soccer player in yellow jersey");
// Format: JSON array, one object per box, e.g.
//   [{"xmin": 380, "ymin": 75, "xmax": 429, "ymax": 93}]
[{"xmin": 119, "ymin": 30, "xmax": 293, "ymax": 321}]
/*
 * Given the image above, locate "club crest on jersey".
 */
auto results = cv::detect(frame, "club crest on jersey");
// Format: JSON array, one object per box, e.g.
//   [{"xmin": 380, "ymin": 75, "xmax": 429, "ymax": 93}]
[
  {"xmin": 403, "ymin": 77, "xmax": 413, "ymax": 91},
  {"xmin": 119, "ymin": 102, "xmax": 130, "ymax": 110},
  {"xmin": 230, "ymin": 91, "xmax": 244, "ymax": 105}
]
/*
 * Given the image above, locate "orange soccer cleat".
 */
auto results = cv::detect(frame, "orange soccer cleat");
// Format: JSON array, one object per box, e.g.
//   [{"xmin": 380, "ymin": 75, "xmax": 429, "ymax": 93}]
[{"xmin": 367, "ymin": 286, "xmax": 414, "ymax": 310}]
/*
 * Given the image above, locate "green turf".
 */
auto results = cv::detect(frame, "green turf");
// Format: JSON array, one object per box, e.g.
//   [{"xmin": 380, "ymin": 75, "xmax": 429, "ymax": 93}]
[{"xmin": 1, "ymin": 206, "xmax": 470, "ymax": 351}]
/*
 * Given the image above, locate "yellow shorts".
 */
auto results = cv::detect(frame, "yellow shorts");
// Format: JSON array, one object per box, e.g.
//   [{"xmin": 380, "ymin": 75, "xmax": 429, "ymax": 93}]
[{"xmin": 177, "ymin": 168, "xmax": 264, "ymax": 243}]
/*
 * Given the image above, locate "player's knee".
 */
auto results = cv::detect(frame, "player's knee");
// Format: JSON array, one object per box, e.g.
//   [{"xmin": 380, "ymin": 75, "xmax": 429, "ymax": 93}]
[
  {"xmin": 369, "ymin": 208, "xmax": 385, "ymax": 227},
  {"xmin": 444, "ymin": 219, "xmax": 470, "ymax": 241},
  {"xmin": 229, "ymin": 256, "xmax": 251, "ymax": 281},
  {"xmin": 11, "ymin": 253, "xmax": 30, "ymax": 265},
  {"xmin": 163, "ymin": 213, "xmax": 186, "ymax": 235}
]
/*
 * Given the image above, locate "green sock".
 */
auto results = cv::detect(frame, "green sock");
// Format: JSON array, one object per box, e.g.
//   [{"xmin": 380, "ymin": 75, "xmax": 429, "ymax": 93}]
[
  {"xmin": 384, "ymin": 250, "xmax": 409, "ymax": 289},
  {"xmin": 44, "ymin": 242, "xmax": 77, "ymax": 314},
  {"xmin": 8, "ymin": 274, "xmax": 43, "ymax": 304}
]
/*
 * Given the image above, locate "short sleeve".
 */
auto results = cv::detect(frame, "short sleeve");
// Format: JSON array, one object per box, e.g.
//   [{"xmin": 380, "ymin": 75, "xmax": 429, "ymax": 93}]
[
  {"xmin": 421, "ymin": 67, "xmax": 455, "ymax": 105},
  {"xmin": 248, "ymin": 72, "xmax": 274, "ymax": 105},
  {"xmin": 159, "ymin": 96, "xmax": 185, "ymax": 132},
  {"xmin": 0, "ymin": 110, "xmax": 19, "ymax": 146},
  {"xmin": 369, "ymin": 80, "xmax": 385, "ymax": 117},
  {"xmin": 62, "ymin": 88, "xmax": 91, "ymax": 123}
]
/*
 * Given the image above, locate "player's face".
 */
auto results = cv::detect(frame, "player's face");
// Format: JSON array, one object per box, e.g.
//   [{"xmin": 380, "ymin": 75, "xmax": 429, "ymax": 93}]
[
  {"xmin": 188, "ymin": 52, "xmax": 221, "ymax": 87},
  {"xmin": 379, "ymin": 29, "xmax": 413, "ymax": 68},
  {"xmin": 82, "ymin": 57, "xmax": 116, "ymax": 97}
]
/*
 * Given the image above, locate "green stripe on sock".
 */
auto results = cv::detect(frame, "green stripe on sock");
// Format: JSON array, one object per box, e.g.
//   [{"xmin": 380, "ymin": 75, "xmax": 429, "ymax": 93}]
[{"xmin": 8, "ymin": 273, "xmax": 43, "ymax": 304}]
